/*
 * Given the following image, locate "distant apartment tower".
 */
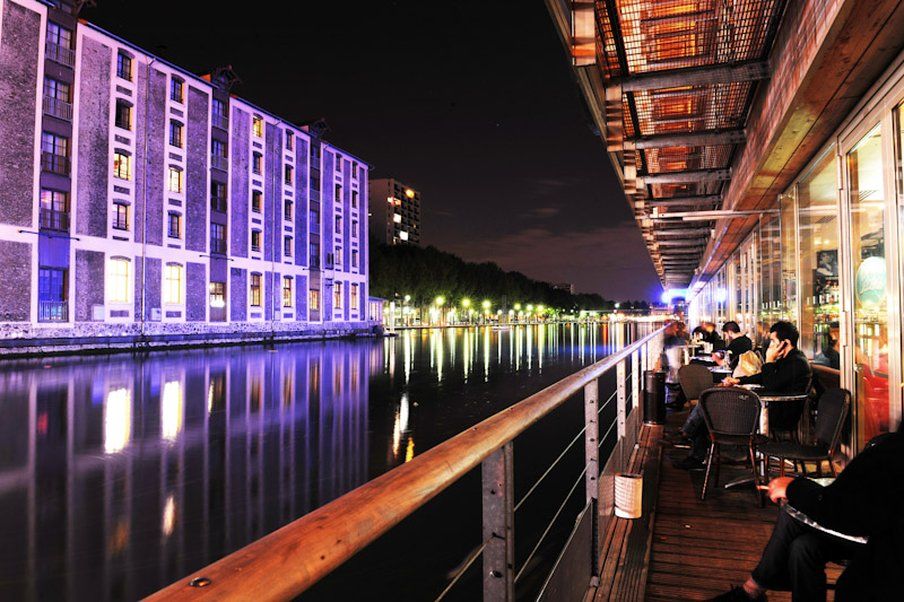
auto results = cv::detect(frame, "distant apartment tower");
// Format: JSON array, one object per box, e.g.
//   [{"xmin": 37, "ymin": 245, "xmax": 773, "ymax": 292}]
[
  {"xmin": 368, "ymin": 178, "xmax": 420, "ymax": 245},
  {"xmin": 0, "ymin": 0, "xmax": 373, "ymax": 344}
]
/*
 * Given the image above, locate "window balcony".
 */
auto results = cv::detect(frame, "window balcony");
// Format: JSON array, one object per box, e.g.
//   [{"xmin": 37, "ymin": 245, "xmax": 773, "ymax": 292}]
[
  {"xmin": 41, "ymin": 152, "xmax": 69, "ymax": 175},
  {"xmin": 38, "ymin": 300, "xmax": 68, "ymax": 323},
  {"xmin": 43, "ymin": 95, "xmax": 73, "ymax": 121},
  {"xmin": 39, "ymin": 208, "xmax": 69, "ymax": 231},
  {"xmin": 212, "ymin": 113, "xmax": 229, "ymax": 131},
  {"xmin": 45, "ymin": 41, "xmax": 75, "ymax": 67},
  {"xmin": 210, "ymin": 196, "xmax": 228, "ymax": 213},
  {"xmin": 211, "ymin": 155, "xmax": 228, "ymax": 172}
]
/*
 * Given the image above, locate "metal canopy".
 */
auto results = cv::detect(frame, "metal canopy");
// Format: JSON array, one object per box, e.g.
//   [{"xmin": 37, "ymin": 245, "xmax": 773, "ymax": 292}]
[{"xmin": 549, "ymin": 0, "xmax": 788, "ymax": 287}]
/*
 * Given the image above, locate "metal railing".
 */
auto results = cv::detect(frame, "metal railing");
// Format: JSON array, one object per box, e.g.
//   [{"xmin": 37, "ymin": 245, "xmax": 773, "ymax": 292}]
[
  {"xmin": 149, "ymin": 323, "xmax": 665, "ymax": 601},
  {"xmin": 209, "ymin": 238, "xmax": 227, "ymax": 255},
  {"xmin": 210, "ymin": 154, "xmax": 228, "ymax": 172},
  {"xmin": 41, "ymin": 152, "xmax": 69, "ymax": 176},
  {"xmin": 210, "ymin": 196, "xmax": 227, "ymax": 213},
  {"xmin": 45, "ymin": 41, "xmax": 75, "ymax": 66},
  {"xmin": 212, "ymin": 113, "xmax": 229, "ymax": 131},
  {"xmin": 43, "ymin": 95, "xmax": 73, "ymax": 121},
  {"xmin": 38, "ymin": 301, "xmax": 68, "ymax": 323},
  {"xmin": 39, "ymin": 208, "xmax": 69, "ymax": 231}
]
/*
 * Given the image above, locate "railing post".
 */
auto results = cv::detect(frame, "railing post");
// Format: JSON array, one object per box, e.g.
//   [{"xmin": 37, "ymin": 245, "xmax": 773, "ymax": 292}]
[
  {"xmin": 631, "ymin": 349, "xmax": 640, "ymax": 412},
  {"xmin": 616, "ymin": 359, "xmax": 627, "ymax": 440},
  {"xmin": 482, "ymin": 442, "xmax": 514, "ymax": 601},
  {"xmin": 584, "ymin": 379, "xmax": 600, "ymax": 586}
]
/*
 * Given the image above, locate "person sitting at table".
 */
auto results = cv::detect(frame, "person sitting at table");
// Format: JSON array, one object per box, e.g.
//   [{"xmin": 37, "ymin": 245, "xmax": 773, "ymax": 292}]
[
  {"xmin": 701, "ymin": 321, "xmax": 726, "ymax": 351},
  {"xmin": 711, "ymin": 427, "xmax": 904, "ymax": 601},
  {"xmin": 669, "ymin": 321, "xmax": 810, "ymax": 470},
  {"xmin": 721, "ymin": 321, "xmax": 811, "ymax": 393},
  {"xmin": 713, "ymin": 321, "xmax": 753, "ymax": 372}
]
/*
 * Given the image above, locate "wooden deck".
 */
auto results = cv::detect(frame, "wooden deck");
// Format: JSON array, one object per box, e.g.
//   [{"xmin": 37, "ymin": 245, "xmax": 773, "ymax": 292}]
[{"xmin": 593, "ymin": 410, "xmax": 841, "ymax": 601}]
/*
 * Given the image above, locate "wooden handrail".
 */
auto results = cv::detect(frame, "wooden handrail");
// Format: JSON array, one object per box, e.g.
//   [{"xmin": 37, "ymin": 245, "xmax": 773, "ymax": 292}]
[{"xmin": 147, "ymin": 326, "xmax": 665, "ymax": 601}]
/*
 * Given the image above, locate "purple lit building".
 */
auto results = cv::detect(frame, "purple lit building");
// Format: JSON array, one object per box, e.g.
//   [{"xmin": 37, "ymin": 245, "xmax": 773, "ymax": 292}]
[{"xmin": 0, "ymin": 0, "xmax": 375, "ymax": 352}]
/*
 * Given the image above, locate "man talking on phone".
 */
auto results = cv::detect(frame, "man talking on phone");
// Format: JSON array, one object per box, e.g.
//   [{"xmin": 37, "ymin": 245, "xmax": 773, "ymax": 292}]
[{"xmin": 722, "ymin": 321, "xmax": 811, "ymax": 393}]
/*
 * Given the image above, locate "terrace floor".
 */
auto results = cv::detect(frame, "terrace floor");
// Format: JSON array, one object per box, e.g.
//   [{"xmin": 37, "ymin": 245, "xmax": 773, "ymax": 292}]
[{"xmin": 594, "ymin": 410, "xmax": 842, "ymax": 601}]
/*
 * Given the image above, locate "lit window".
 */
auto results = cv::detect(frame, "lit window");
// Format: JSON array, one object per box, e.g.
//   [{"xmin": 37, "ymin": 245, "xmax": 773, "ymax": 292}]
[
  {"xmin": 107, "ymin": 257, "xmax": 130, "ymax": 303},
  {"xmin": 116, "ymin": 52, "xmax": 132, "ymax": 81},
  {"xmin": 251, "ymin": 190, "xmax": 262, "ymax": 213},
  {"xmin": 112, "ymin": 201, "xmax": 129, "ymax": 231},
  {"xmin": 167, "ymin": 212, "xmax": 181, "ymax": 239},
  {"xmin": 333, "ymin": 281, "xmax": 343, "ymax": 309},
  {"xmin": 251, "ymin": 230, "xmax": 261, "ymax": 252},
  {"xmin": 209, "ymin": 281, "xmax": 226, "ymax": 308},
  {"xmin": 250, "ymin": 273, "xmax": 262, "ymax": 307},
  {"xmin": 393, "ymin": 213, "xmax": 402, "ymax": 223},
  {"xmin": 283, "ymin": 276, "xmax": 293, "ymax": 308},
  {"xmin": 163, "ymin": 264, "xmax": 184, "ymax": 305},
  {"xmin": 170, "ymin": 77, "xmax": 184, "ymax": 103},
  {"xmin": 168, "ymin": 167, "xmax": 183, "ymax": 193},
  {"xmin": 399, "ymin": 230, "xmax": 409, "ymax": 241},
  {"xmin": 351, "ymin": 283, "xmax": 359, "ymax": 310},
  {"xmin": 252, "ymin": 115, "xmax": 264, "ymax": 138},
  {"xmin": 351, "ymin": 249, "xmax": 359, "ymax": 269},
  {"xmin": 309, "ymin": 289, "xmax": 320, "ymax": 310},
  {"xmin": 335, "ymin": 246, "xmax": 342, "ymax": 267},
  {"xmin": 113, "ymin": 151, "xmax": 132, "ymax": 180},
  {"xmin": 169, "ymin": 120, "xmax": 183, "ymax": 148}
]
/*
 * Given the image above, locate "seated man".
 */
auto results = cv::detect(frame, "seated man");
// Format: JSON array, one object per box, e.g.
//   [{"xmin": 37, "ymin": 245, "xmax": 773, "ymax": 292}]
[
  {"xmin": 671, "ymin": 322, "xmax": 811, "ymax": 470},
  {"xmin": 713, "ymin": 428, "xmax": 904, "ymax": 601},
  {"xmin": 702, "ymin": 321, "xmax": 726, "ymax": 351},
  {"xmin": 714, "ymin": 321, "xmax": 753, "ymax": 372}
]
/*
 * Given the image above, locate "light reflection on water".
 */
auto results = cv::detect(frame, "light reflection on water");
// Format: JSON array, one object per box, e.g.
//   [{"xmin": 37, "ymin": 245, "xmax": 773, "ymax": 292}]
[{"xmin": 0, "ymin": 322, "xmax": 639, "ymax": 601}]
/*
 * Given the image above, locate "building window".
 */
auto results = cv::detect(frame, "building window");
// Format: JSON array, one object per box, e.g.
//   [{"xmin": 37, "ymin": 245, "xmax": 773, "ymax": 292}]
[
  {"xmin": 212, "ymin": 139, "xmax": 226, "ymax": 159},
  {"xmin": 311, "ymin": 208, "xmax": 320, "ymax": 227},
  {"xmin": 252, "ymin": 152, "xmax": 263, "ymax": 175},
  {"xmin": 250, "ymin": 273, "xmax": 262, "ymax": 307},
  {"xmin": 351, "ymin": 219, "xmax": 358, "ymax": 237},
  {"xmin": 169, "ymin": 120, "xmax": 183, "ymax": 148},
  {"xmin": 282, "ymin": 276, "xmax": 293, "ymax": 308},
  {"xmin": 393, "ymin": 213, "xmax": 402, "ymax": 224},
  {"xmin": 309, "ymin": 289, "xmax": 320, "ymax": 311},
  {"xmin": 351, "ymin": 249, "xmax": 359, "ymax": 269},
  {"xmin": 40, "ymin": 189, "xmax": 69, "ymax": 231},
  {"xmin": 335, "ymin": 246, "xmax": 342, "ymax": 268},
  {"xmin": 112, "ymin": 201, "xmax": 129, "ymax": 231},
  {"xmin": 335, "ymin": 155, "xmax": 343, "ymax": 171},
  {"xmin": 252, "ymin": 115, "xmax": 264, "ymax": 138},
  {"xmin": 251, "ymin": 190, "xmax": 262, "ymax": 213},
  {"xmin": 107, "ymin": 257, "xmax": 130, "ymax": 303},
  {"xmin": 115, "ymin": 99, "xmax": 132, "ymax": 130},
  {"xmin": 168, "ymin": 167, "xmax": 183, "ymax": 193},
  {"xmin": 335, "ymin": 215, "xmax": 342, "ymax": 232},
  {"xmin": 310, "ymin": 242, "xmax": 320, "ymax": 268},
  {"xmin": 251, "ymin": 230, "xmax": 262, "ymax": 253},
  {"xmin": 41, "ymin": 132, "xmax": 69, "ymax": 174},
  {"xmin": 163, "ymin": 264, "xmax": 184, "ymax": 305},
  {"xmin": 212, "ymin": 98, "xmax": 228, "ymax": 129},
  {"xmin": 335, "ymin": 184, "xmax": 342, "ymax": 202},
  {"xmin": 46, "ymin": 22, "xmax": 73, "ymax": 65},
  {"xmin": 38, "ymin": 267, "xmax": 68, "ymax": 322},
  {"xmin": 211, "ymin": 181, "xmax": 227, "ymax": 212},
  {"xmin": 113, "ymin": 151, "xmax": 132, "ymax": 180},
  {"xmin": 170, "ymin": 77, "xmax": 184, "ymax": 103},
  {"xmin": 210, "ymin": 223, "xmax": 226, "ymax": 254},
  {"xmin": 209, "ymin": 282, "xmax": 225, "ymax": 308},
  {"xmin": 117, "ymin": 52, "xmax": 132, "ymax": 81},
  {"xmin": 284, "ymin": 199, "xmax": 293, "ymax": 221},
  {"xmin": 43, "ymin": 77, "xmax": 72, "ymax": 119},
  {"xmin": 351, "ymin": 283, "xmax": 359, "ymax": 311},
  {"xmin": 351, "ymin": 190, "xmax": 358, "ymax": 208},
  {"xmin": 286, "ymin": 131, "xmax": 294, "ymax": 151},
  {"xmin": 284, "ymin": 236, "xmax": 293, "ymax": 257},
  {"xmin": 333, "ymin": 281, "xmax": 343, "ymax": 309},
  {"xmin": 285, "ymin": 164, "xmax": 293, "ymax": 185},
  {"xmin": 167, "ymin": 212, "xmax": 181, "ymax": 239}
]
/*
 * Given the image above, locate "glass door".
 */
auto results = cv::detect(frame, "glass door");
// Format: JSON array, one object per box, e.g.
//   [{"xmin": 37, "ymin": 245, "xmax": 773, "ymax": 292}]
[{"xmin": 847, "ymin": 125, "xmax": 890, "ymax": 444}]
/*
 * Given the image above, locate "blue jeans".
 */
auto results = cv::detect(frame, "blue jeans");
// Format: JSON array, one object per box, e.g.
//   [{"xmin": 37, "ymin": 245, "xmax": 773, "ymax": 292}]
[{"xmin": 682, "ymin": 403, "xmax": 710, "ymax": 461}]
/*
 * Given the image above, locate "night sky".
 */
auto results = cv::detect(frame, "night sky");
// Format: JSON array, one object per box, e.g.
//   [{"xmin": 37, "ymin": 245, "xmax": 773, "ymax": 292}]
[{"xmin": 83, "ymin": 1, "xmax": 662, "ymax": 302}]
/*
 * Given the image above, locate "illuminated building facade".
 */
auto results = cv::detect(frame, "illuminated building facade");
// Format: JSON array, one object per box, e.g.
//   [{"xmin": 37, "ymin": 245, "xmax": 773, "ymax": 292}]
[
  {"xmin": 0, "ymin": 0, "xmax": 372, "ymax": 350},
  {"xmin": 368, "ymin": 178, "xmax": 421, "ymax": 245}
]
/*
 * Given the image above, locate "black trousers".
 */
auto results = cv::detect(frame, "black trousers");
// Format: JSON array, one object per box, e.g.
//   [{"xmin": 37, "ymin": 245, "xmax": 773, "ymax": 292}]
[{"xmin": 751, "ymin": 508, "xmax": 864, "ymax": 601}]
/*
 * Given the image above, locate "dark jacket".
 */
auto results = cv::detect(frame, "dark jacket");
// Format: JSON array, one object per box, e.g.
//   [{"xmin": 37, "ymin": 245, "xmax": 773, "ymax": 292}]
[
  {"xmin": 703, "ymin": 330, "xmax": 725, "ymax": 350},
  {"xmin": 786, "ymin": 431, "xmax": 904, "ymax": 600},
  {"xmin": 726, "ymin": 335, "xmax": 753, "ymax": 371},
  {"xmin": 739, "ymin": 348, "xmax": 811, "ymax": 392}
]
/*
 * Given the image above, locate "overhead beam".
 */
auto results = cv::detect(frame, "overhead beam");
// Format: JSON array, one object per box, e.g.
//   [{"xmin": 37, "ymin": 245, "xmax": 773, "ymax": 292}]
[
  {"xmin": 654, "ymin": 227, "xmax": 712, "ymax": 237},
  {"xmin": 648, "ymin": 195, "xmax": 722, "ymax": 207},
  {"xmin": 627, "ymin": 128, "xmax": 745, "ymax": 150},
  {"xmin": 637, "ymin": 169, "xmax": 730, "ymax": 186},
  {"xmin": 655, "ymin": 239, "xmax": 708, "ymax": 247},
  {"xmin": 611, "ymin": 60, "xmax": 770, "ymax": 92}
]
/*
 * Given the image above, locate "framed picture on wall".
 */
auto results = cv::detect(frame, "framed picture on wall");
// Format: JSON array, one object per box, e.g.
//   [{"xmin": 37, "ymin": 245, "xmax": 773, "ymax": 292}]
[{"xmin": 816, "ymin": 249, "xmax": 838, "ymax": 278}]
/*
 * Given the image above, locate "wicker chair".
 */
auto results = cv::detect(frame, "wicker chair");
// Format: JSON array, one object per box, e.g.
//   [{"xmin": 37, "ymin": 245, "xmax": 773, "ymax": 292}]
[
  {"xmin": 699, "ymin": 387, "xmax": 766, "ymax": 504},
  {"xmin": 760, "ymin": 388, "xmax": 850, "ymax": 478},
  {"xmin": 678, "ymin": 364, "xmax": 714, "ymax": 406}
]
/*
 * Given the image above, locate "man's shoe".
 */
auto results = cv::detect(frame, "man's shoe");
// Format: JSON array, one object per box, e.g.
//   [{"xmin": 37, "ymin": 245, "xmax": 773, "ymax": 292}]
[
  {"xmin": 672, "ymin": 455, "xmax": 705, "ymax": 470},
  {"xmin": 709, "ymin": 585, "xmax": 767, "ymax": 601}
]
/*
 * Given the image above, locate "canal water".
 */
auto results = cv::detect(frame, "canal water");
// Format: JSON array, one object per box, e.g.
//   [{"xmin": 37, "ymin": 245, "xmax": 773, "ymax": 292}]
[{"xmin": 0, "ymin": 322, "xmax": 647, "ymax": 601}]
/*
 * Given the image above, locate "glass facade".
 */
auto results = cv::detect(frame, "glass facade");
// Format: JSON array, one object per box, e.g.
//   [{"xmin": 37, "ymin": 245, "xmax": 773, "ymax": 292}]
[{"xmin": 688, "ymin": 63, "xmax": 904, "ymax": 451}]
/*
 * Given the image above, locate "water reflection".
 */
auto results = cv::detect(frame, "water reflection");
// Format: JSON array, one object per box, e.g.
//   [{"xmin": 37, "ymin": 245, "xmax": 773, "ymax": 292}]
[{"xmin": 0, "ymin": 322, "xmax": 640, "ymax": 600}]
